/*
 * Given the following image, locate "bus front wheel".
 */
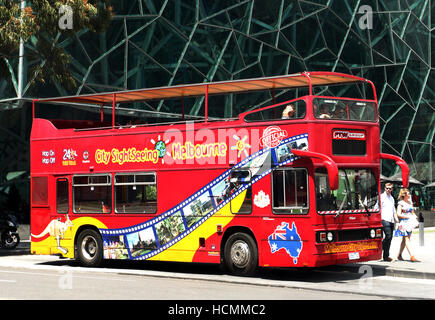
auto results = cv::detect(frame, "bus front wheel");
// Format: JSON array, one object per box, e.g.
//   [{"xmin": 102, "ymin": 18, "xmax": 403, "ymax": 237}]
[
  {"xmin": 223, "ymin": 232, "xmax": 258, "ymax": 276},
  {"xmin": 76, "ymin": 229, "xmax": 103, "ymax": 267}
]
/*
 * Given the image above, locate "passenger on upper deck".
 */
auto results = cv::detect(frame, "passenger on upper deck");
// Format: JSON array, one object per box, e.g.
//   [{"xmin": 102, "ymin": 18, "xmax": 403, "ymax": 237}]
[
  {"xmin": 281, "ymin": 104, "xmax": 295, "ymax": 119},
  {"xmin": 318, "ymin": 104, "xmax": 331, "ymax": 119},
  {"xmin": 332, "ymin": 105, "xmax": 346, "ymax": 119}
]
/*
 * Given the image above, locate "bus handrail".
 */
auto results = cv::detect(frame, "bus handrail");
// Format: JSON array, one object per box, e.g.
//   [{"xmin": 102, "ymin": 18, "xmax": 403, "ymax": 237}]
[{"xmin": 380, "ymin": 153, "xmax": 410, "ymax": 187}]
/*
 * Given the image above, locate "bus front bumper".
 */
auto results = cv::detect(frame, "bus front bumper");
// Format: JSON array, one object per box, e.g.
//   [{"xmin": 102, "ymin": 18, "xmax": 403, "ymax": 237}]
[{"xmin": 312, "ymin": 239, "xmax": 382, "ymax": 267}]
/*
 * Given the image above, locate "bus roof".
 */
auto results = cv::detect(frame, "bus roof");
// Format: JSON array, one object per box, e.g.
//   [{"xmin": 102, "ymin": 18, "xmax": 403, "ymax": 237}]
[{"xmin": 37, "ymin": 71, "xmax": 370, "ymax": 105}]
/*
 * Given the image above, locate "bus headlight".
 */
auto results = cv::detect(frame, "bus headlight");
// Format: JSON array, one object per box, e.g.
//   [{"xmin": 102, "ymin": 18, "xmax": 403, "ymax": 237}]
[
  {"xmin": 370, "ymin": 229, "xmax": 376, "ymax": 238},
  {"xmin": 327, "ymin": 232, "xmax": 334, "ymax": 242}
]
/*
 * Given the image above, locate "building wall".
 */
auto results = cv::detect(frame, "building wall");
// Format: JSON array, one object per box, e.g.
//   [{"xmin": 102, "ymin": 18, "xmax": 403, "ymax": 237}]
[{"xmin": 0, "ymin": 1, "xmax": 433, "ymax": 217}]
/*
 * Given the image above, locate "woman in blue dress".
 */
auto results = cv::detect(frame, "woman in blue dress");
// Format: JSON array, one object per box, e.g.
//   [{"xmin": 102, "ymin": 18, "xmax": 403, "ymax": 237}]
[{"xmin": 395, "ymin": 188, "xmax": 420, "ymax": 262}]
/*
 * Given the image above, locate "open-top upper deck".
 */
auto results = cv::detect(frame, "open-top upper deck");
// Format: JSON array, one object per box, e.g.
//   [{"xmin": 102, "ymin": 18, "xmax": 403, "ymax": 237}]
[
  {"xmin": 31, "ymin": 71, "xmax": 382, "ymax": 181},
  {"xmin": 33, "ymin": 72, "xmax": 377, "ymax": 127},
  {"xmin": 36, "ymin": 71, "xmax": 376, "ymax": 105}
]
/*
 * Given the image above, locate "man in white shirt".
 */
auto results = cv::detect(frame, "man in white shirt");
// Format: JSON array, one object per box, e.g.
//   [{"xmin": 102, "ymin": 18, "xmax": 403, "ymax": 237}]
[{"xmin": 380, "ymin": 183, "xmax": 396, "ymax": 261}]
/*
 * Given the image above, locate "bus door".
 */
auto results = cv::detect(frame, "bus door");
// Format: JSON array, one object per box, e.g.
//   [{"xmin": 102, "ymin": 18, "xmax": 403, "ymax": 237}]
[
  {"xmin": 54, "ymin": 176, "xmax": 74, "ymax": 247},
  {"xmin": 55, "ymin": 177, "xmax": 70, "ymax": 216}
]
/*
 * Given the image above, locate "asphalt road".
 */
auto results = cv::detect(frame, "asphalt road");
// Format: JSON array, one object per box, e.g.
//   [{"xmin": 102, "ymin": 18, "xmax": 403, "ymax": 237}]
[
  {"xmin": 1, "ymin": 255, "xmax": 435, "ymax": 301},
  {"xmin": 0, "ymin": 266, "xmax": 375, "ymax": 300}
]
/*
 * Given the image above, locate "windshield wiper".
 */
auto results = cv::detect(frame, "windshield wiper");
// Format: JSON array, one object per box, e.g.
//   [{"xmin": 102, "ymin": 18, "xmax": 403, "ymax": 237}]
[{"xmin": 335, "ymin": 193, "xmax": 347, "ymax": 218}]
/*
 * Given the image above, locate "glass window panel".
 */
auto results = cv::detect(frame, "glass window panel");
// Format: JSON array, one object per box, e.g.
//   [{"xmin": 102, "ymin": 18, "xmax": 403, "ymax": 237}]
[
  {"xmin": 56, "ymin": 178, "xmax": 69, "ymax": 214},
  {"xmin": 73, "ymin": 174, "xmax": 112, "ymax": 214},
  {"xmin": 229, "ymin": 170, "xmax": 252, "ymax": 214},
  {"xmin": 383, "ymin": 104, "xmax": 414, "ymax": 144},
  {"xmin": 115, "ymin": 175, "xmax": 133, "ymax": 184},
  {"xmin": 135, "ymin": 174, "xmax": 156, "ymax": 184},
  {"xmin": 73, "ymin": 175, "xmax": 110, "ymax": 186},
  {"xmin": 315, "ymin": 168, "xmax": 379, "ymax": 213},
  {"xmin": 72, "ymin": 175, "xmax": 88, "ymax": 185},
  {"xmin": 89, "ymin": 175, "xmax": 110, "ymax": 185},
  {"xmin": 245, "ymin": 99, "xmax": 306, "ymax": 121},
  {"xmin": 74, "ymin": 185, "xmax": 112, "ymax": 214},
  {"xmin": 115, "ymin": 185, "xmax": 157, "ymax": 214},
  {"xmin": 313, "ymin": 98, "xmax": 376, "ymax": 121},
  {"xmin": 114, "ymin": 173, "xmax": 157, "ymax": 214},
  {"xmin": 408, "ymin": 101, "xmax": 434, "ymax": 141},
  {"xmin": 404, "ymin": 14, "xmax": 429, "ymax": 63},
  {"xmin": 32, "ymin": 176, "xmax": 48, "ymax": 206},
  {"xmin": 272, "ymin": 169, "xmax": 308, "ymax": 214}
]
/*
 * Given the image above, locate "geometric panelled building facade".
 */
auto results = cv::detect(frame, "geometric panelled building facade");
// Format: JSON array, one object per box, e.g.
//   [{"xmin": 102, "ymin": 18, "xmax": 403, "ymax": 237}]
[{"xmin": 0, "ymin": 0, "xmax": 434, "ymax": 219}]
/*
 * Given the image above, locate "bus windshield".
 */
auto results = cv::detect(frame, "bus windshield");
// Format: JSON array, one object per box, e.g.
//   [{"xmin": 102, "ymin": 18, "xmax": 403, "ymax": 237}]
[
  {"xmin": 313, "ymin": 98, "xmax": 376, "ymax": 121},
  {"xmin": 315, "ymin": 168, "xmax": 379, "ymax": 213}
]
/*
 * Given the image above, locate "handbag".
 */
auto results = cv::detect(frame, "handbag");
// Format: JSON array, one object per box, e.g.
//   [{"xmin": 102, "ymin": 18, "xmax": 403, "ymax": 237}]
[{"xmin": 406, "ymin": 214, "xmax": 419, "ymax": 231}]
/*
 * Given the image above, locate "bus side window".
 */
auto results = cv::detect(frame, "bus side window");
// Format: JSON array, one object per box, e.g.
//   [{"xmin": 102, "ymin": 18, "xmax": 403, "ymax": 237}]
[
  {"xmin": 32, "ymin": 176, "xmax": 48, "ymax": 207},
  {"xmin": 114, "ymin": 173, "xmax": 157, "ymax": 214},
  {"xmin": 272, "ymin": 168, "xmax": 308, "ymax": 214},
  {"xmin": 72, "ymin": 174, "xmax": 112, "ymax": 214},
  {"xmin": 56, "ymin": 178, "xmax": 69, "ymax": 214},
  {"xmin": 229, "ymin": 170, "xmax": 252, "ymax": 214},
  {"xmin": 244, "ymin": 100, "xmax": 306, "ymax": 121}
]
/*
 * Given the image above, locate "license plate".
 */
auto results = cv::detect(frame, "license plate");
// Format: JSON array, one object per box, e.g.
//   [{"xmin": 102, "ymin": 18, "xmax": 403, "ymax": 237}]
[{"xmin": 348, "ymin": 252, "xmax": 360, "ymax": 260}]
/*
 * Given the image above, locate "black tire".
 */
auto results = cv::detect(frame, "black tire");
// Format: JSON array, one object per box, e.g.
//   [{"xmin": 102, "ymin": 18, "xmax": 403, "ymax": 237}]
[
  {"xmin": 1, "ymin": 230, "xmax": 20, "ymax": 249},
  {"xmin": 223, "ymin": 232, "xmax": 258, "ymax": 276},
  {"xmin": 76, "ymin": 229, "xmax": 103, "ymax": 267}
]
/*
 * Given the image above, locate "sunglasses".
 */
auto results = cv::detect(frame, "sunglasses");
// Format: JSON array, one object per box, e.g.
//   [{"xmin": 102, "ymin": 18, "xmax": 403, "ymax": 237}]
[{"xmin": 385, "ymin": 187, "xmax": 392, "ymax": 190}]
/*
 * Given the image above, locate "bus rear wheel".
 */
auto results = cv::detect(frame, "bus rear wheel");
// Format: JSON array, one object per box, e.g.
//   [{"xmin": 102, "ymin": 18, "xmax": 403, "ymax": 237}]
[
  {"xmin": 223, "ymin": 232, "xmax": 258, "ymax": 276},
  {"xmin": 76, "ymin": 229, "xmax": 103, "ymax": 267}
]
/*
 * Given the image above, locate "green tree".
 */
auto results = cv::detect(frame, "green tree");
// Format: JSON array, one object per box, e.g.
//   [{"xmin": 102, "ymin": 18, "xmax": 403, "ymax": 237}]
[{"xmin": 0, "ymin": 0, "xmax": 113, "ymax": 90}]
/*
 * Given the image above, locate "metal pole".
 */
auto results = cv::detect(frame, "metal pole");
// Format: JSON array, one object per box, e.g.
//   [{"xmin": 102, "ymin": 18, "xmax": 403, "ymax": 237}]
[
  {"xmin": 32, "ymin": 99, "xmax": 36, "ymax": 119},
  {"xmin": 205, "ymin": 84, "xmax": 208, "ymax": 123},
  {"xmin": 112, "ymin": 94, "xmax": 116, "ymax": 129},
  {"xmin": 418, "ymin": 208, "xmax": 424, "ymax": 246},
  {"xmin": 17, "ymin": 0, "xmax": 26, "ymax": 98},
  {"xmin": 181, "ymin": 97, "xmax": 185, "ymax": 121}
]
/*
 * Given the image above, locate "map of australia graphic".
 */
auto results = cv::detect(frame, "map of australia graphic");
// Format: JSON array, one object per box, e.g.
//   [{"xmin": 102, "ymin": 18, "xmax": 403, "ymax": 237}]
[{"xmin": 268, "ymin": 222, "xmax": 303, "ymax": 264}]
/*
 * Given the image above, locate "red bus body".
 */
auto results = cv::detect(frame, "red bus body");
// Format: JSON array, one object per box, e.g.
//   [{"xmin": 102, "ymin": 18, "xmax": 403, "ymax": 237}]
[{"xmin": 30, "ymin": 72, "xmax": 409, "ymax": 272}]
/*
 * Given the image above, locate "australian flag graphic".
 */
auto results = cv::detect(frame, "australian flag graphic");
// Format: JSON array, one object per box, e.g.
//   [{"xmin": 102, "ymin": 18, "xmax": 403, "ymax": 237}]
[{"xmin": 268, "ymin": 222, "xmax": 303, "ymax": 264}]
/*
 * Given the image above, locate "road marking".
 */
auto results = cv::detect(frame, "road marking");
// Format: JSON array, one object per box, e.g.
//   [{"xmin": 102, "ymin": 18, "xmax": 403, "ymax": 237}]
[
  {"xmin": 0, "ymin": 279, "xmax": 16, "ymax": 283},
  {"xmin": 0, "ymin": 269, "xmax": 135, "ymax": 282}
]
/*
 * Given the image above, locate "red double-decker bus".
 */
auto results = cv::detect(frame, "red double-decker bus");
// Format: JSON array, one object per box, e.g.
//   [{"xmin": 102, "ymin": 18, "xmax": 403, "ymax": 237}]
[{"xmin": 30, "ymin": 72, "xmax": 409, "ymax": 275}]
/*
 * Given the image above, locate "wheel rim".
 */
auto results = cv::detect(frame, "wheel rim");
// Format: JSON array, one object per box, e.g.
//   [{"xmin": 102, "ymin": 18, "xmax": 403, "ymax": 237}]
[
  {"xmin": 3, "ymin": 232, "xmax": 18, "ymax": 247},
  {"xmin": 81, "ymin": 235, "xmax": 97, "ymax": 261},
  {"xmin": 230, "ymin": 240, "xmax": 251, "ymax": 268},
  {"xmin": 6, "ymin": 236, "xmax": 16, "ymax": 244}
]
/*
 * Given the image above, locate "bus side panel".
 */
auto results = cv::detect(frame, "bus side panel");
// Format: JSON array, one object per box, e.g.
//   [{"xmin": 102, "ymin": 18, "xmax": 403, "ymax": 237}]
[
  {"xmin": 189, "ymin": 174, "xmax": 271, "ymax": 265},
  {"xmin": 30, "ymin": 207, "xmax": 52, "ymax": 255},
  {"xmin": 144, "ymin": 191, "xmax": 243, "ymax": 263},
  {"xmin": 157, "ymin": 169, "xmax": 226, "ymax": 217}
]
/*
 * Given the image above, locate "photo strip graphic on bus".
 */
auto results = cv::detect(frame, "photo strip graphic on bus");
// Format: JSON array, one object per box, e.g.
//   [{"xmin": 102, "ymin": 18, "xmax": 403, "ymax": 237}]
[{"xmin": 100, "ymin": 133, "xmax": 309, "ymax": 260}]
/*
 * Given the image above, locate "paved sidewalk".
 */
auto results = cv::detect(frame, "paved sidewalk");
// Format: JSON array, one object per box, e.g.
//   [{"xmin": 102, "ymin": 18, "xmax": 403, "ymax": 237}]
[{"xmin": 338, "ymin": 227, "xmax": 435, "ymax": 280}]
